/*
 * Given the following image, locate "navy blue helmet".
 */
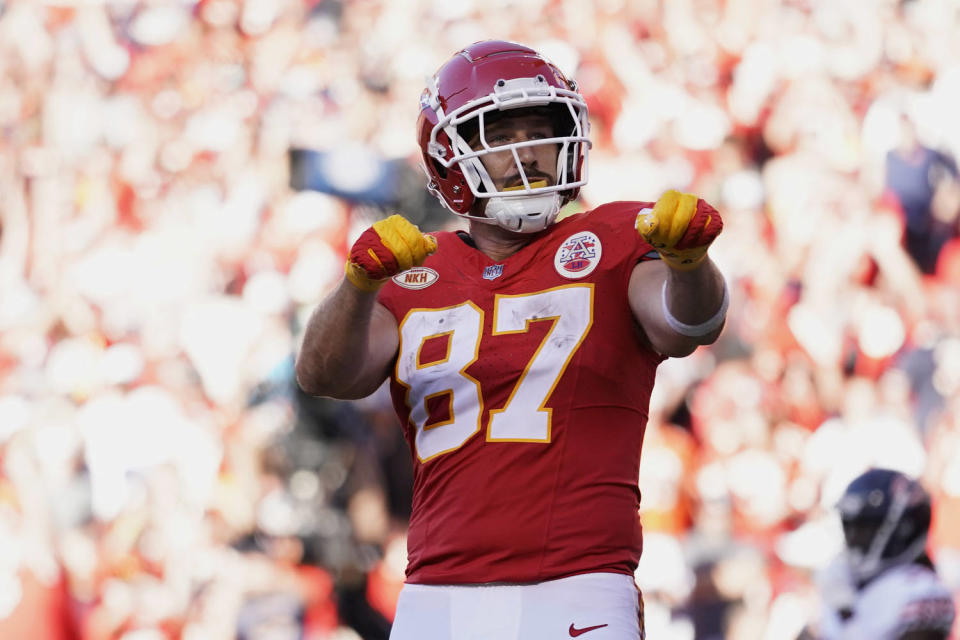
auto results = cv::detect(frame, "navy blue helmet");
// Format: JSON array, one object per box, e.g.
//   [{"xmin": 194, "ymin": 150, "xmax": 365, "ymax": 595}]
[{"xmin": 837, "ymin": 468, "xmax": 931, "ymax": 582}]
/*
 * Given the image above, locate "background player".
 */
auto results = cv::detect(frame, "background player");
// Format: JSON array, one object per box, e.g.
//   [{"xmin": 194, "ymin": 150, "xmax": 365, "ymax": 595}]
[
  {"xmin": 296, "ymin": 40, "xmax": 727, "ymax": 638},
  {"xmin": 815, "ymin": 468, "xmax": 955, "ymax": 640}
]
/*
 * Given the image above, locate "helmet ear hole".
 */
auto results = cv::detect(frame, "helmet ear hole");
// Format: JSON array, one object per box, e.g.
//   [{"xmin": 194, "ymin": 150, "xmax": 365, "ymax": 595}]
[{"xmin": 431, "ymin": 158, "xmax": 447, "ymax": 179}]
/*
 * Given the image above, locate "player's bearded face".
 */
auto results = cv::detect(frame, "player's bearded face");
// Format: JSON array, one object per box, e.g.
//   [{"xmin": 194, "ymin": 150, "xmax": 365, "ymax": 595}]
[{"xmin": 470, "ymin": 111, "xmax": 560, "ymax": 192}]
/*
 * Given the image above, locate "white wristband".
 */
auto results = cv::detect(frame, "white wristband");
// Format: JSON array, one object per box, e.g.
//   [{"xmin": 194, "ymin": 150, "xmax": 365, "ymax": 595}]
[{"xmin": 661, "ymin": 279, "xmax": 729, "ymax": 337}]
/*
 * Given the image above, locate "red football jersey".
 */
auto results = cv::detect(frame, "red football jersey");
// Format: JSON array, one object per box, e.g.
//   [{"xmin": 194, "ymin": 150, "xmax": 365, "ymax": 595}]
[{"xmin": 377, "ymin": 202, "xmax": 665, "ymax": 584}]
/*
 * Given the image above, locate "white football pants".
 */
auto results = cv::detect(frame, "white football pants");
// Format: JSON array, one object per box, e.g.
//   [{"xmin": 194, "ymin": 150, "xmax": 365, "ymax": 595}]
[{"xmin": 389, "ymin": 572, "xmax": 643, "ymax": 640}]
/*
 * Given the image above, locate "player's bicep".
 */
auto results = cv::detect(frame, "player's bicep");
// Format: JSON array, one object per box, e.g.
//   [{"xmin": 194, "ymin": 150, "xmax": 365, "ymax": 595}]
[
  {"xmin": 628, "ymin": 259, "xmax": 698, "ymax": 358},
  {"xmin": 340, "ymin": 301, "xmax": 399, "ymax": 399}
]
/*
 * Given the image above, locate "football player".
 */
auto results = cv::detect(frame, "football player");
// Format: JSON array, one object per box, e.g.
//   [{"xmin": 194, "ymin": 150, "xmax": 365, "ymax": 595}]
[
  {"xmin": 816, "ymin": 468, "xmax": 955, "ymax": 640},
  {"xmin": 296, "ymin": 41, "xmax": 728, "ymax": 639}
]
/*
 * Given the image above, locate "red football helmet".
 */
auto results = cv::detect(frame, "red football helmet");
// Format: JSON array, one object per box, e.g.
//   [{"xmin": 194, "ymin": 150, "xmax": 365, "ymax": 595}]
[{"xmin": 417, "ymin": 41, "xmax": 590, "ymax": 233}]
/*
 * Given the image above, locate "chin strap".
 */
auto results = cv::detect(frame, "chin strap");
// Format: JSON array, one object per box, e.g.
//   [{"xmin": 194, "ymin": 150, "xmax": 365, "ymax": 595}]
[{"xmin": 484, "ymin": 192, "xmax": 561, "ymax": 233}]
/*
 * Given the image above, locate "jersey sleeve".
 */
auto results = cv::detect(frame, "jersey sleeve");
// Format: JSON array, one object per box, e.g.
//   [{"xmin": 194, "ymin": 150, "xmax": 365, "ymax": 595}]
[
  {"xmin": 376, "ymin": 284, "xmax": 398, "ymax": 319},
  {"xmin": 376, "ymin": 229, "xmax": 459, "ymax": 319},
  {"xmin": 584, "ymin": 201, "xmax": 660, "ymax": 286}
]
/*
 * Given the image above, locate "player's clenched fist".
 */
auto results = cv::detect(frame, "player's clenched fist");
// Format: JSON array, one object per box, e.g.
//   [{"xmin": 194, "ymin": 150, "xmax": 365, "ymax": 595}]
[
  {"xmin": 636, "ymin": 190, "xmax": 723, "ymax": 271},
  {"xmin": 344, "ymin": 214, "xmax": 438, "ymax": 292}
]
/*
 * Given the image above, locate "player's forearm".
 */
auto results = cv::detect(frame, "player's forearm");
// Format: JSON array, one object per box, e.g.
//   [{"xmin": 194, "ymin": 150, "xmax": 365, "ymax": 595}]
[
  {"xmin": 295, "ymin": 279, "xmax": 380, "ymax": 398},
  {"xmin": 661, "ymin": 258, "xmax": 727, "ymax": 348}
]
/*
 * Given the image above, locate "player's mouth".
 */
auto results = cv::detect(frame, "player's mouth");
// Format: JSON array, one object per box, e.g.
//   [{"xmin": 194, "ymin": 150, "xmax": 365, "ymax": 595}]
[{"xmin": 503, "ymin": 176, "xmax": 550, "ymax": 191}]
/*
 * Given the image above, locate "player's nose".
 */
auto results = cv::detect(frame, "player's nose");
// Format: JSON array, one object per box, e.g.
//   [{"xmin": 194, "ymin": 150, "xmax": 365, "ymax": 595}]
[{"xmin": 517, "ymin": 142, "xmax": 538, "ymax": 165}]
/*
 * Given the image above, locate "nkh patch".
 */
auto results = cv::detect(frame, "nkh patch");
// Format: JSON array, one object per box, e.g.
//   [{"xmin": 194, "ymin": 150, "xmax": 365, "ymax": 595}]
[
  {"xmin": 554, "ymin": 231, "xmax": 602, "ymax": 278},
  {"xmin": 392, "ymin": 267, "xmax": 439, "ymax": 289},
  {"xmin": 482, "ymin": 264, "xmax": 504, "ymax": 281}
]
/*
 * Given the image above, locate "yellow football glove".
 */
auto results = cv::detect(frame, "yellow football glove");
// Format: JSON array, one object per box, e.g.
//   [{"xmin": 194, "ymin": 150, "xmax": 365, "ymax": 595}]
[
  {"xmin": 636, "ymin": 190, "xmax": 723, "ymax": 271},
  {"xmin": 344, "ymin": 215, "xmax": 438, "ymax": 292}
]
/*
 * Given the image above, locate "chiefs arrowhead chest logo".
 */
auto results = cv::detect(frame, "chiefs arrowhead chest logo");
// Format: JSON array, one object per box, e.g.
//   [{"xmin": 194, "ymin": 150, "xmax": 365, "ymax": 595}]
[{"xmin": 554, "ymin": 231, "xmax": 602, "ymax": 279}]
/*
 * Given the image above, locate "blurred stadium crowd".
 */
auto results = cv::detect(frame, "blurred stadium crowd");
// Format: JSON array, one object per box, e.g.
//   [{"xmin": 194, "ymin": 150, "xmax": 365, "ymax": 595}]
[{"xmin": 1, "ymin": 0, "xmax": 959, "ymax": 638}]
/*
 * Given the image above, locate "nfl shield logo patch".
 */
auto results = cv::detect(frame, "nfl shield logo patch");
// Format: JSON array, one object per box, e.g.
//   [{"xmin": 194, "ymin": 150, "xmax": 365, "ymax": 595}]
[
  {"xmin": 554, "ymin": 231, "xmax": 602, "ymax": 279},
  {"xmin": 482, "ymin": 264, "xmax": 504, "ymax": 280}
]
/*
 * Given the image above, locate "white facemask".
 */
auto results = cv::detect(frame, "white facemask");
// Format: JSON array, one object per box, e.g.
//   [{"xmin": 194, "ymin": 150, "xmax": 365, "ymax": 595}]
[{"xmin": 425, "ymin": 75, "xmax": 590, "ymax": 233}]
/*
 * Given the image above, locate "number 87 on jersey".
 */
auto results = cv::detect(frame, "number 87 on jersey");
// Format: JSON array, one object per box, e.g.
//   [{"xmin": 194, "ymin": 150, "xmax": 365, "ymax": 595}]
[{"xmin": 395, "ymin": 285, "xmax": 594, "ymax": 462}]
